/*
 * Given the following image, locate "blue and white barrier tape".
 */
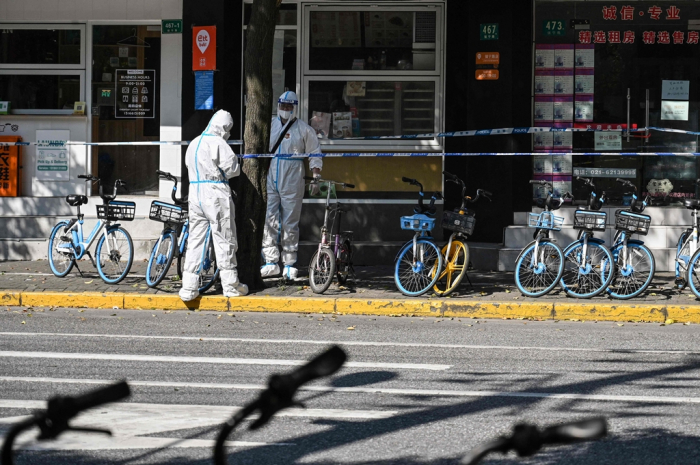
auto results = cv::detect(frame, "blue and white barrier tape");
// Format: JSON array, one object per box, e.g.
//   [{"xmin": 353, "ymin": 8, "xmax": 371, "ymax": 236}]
[
  {"xmin": 648, "ymin": 127, "xmax": 700, "ymax": 136},
  {"xmin": 0, "ymin": 125, "xmax": 654, "ymax": 147},
  {"xmin": 243, "ymin": 152, "xmax": 700, "ymax": 158}
]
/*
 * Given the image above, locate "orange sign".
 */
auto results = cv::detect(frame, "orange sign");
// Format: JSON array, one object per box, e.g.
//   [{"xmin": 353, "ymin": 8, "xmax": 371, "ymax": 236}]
[
  {"xmin": 476, "ymin": 69, "xmax": 499, "ymax": 80},
  {"xmin": 0, "ymin": 136, "xmax": 21, "ymax": 197},
  {"xmin": 476, "ymin": 52, "xmax": 500, "ymax": 65},
  {"xmin": 192, "ymin": 26, "xmax": 216, "ymax": 70}
]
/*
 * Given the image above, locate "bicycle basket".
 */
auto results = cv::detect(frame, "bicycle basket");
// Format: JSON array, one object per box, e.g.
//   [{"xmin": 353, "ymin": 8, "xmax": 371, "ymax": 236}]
[
  {"xmin": 573, "ymin": 210, "xmax": 606, "ymax": 232},
  {"xmin": 528, "ymin": 212, "xmax": 564, "ymax": 231},
  {"xmin": 149, "ymin": 201, "xmax": 187, "ymax": 224},
  {"xmin": 400, "ymin": 214, "xmax": 435, "ymax": 232},
  {"xmin": 96, "ymin": 201, "xmax": 136, "ymax": 221},
  {"xmin": 615, "ymin": 209, "xmax": 651, "ymax": 235},
  {"xmin": 441, "ymin": 209, "xmax": 476, "ymax": 235}
]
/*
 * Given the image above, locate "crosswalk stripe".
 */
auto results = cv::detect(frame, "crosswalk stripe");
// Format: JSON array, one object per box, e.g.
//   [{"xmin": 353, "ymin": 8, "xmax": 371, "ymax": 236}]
[
  {"xmin": 0, "ymin": 351, "xmax": 450, "ymax": 371},
  {"xmin": 1, "ymin": 376, "xmax": 699, "ymax": 405},
  {"xmin": 0, "ymin": 331, "xmax": 693, "ymax": 356}
]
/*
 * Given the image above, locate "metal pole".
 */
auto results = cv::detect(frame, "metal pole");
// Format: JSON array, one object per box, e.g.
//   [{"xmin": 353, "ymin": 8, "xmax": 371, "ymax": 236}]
[
  {"xmin": 645, "ymin": 89, "xmax": 650, "ymax": 151},
  {"xmin": 626, "ymin": 88, "xmax": 631, "ymax": 142}
]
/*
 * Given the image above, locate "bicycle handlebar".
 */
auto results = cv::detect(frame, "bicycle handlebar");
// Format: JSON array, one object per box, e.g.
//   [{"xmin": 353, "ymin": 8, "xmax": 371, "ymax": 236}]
[
  {"xmin": 463, "ymin": 417, "xmax": 607, "ymax": 465},
  {"xmin": 304, "ymin": 176, "xmax": 355, "ymax": 189},
  {"xmin": 1, "ymin": 381, "xmax": 131, "ymax": 465},
  {"xmin": 156, "ymin": 170, "xmax": 187, "ymax": 205},
  {"xmin": 213, "ymin": 346, "xmax": 347, "ymax": 465}
]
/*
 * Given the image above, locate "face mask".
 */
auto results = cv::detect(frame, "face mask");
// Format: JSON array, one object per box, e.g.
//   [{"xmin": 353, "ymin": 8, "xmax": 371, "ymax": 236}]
[
  {"xmin": 278, "ymin": 109, "xmax": 292, "ymax": 120},
  {"xmin": 223, "ymin": 131, "xmax": 230, "ymax": 141}
]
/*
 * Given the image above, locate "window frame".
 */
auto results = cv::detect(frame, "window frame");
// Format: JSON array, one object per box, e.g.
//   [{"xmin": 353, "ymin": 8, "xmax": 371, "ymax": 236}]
[
  {"xmin": 0, "ymin": 23, "xmax": 86, "ymax": 70},
  {"xmin": 0, "ymin": 69, "xmax": 86, "ymax": 115}
]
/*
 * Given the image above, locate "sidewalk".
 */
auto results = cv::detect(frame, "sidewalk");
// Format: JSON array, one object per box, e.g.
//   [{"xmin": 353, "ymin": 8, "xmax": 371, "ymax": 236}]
[{"xmin": 1, "ymin": 260, "xmax": 700, "ymax": 322}]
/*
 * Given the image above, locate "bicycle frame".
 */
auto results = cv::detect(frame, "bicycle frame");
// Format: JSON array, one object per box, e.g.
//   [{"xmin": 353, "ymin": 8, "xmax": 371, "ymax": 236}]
[
  {"xmin": 314, "ymin": 180, "xmax": 350, "ymax": 268},
  {"xmin": 677, "ymin": 209, "xmax": 700, "ymax": 272},
  {"xmin": 57, "ymin": 218, "xmax": 115, "ymax": 260}
]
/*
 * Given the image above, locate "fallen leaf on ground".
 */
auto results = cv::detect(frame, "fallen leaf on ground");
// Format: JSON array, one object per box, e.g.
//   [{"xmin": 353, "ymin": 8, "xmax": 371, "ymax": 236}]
[
  {"xmin": 617, "ymin": 323, "xmax": 624, "ymax": 327},
  {"xmin": 665, "ymin": 319, "xmax": 675, "ymax": 325},
  {"xmin": 84, "ymin": 280, "xmax": 93, "ymax": 284},
  {"xmin": 21, "ymin": 321, "xmax": 25, "ymax": 324},
  {"xmin": 347, "ymin": 326, "xmax": 356, "ymax": 330}
]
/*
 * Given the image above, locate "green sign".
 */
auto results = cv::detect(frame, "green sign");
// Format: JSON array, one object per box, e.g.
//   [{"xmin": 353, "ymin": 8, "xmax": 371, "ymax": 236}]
[
  {"xmin": 480, "ymin": 23, "xmax": 499, "ymax": 41},
  {"xmin": 542, "ymin": 19, "xmax": 566, "ymax": 36},
  {"xmin": 162, "ymin": 19, "xmax": 183, "ymax": 34}
]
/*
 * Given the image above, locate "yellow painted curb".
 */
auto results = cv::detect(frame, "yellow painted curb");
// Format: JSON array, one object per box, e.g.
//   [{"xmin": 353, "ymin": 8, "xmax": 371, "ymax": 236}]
[
  {"xmin": 228, "ymin": 296, "xmax": 336, "ymax": 313},
  {"xmin": 1, "ymin": 291, "xmax": 21, "ymax": 306},
  {"xmin": 123, "ymin": 294, "xmax": 229, "ymax": 311},
  {"xmin": 441, "ymin": 301, "xmax": 555, "ymax": 319},
  {"xmin": 336, "ymin": 298, "xmax": 439, "ymax": 316},
  {"xmin": 21, "ymin": 292, "xmax": 123, "ymax": 309},
  {"xmin": 554, "ymin": 302, "xmax": 700, "ymax": 323}
]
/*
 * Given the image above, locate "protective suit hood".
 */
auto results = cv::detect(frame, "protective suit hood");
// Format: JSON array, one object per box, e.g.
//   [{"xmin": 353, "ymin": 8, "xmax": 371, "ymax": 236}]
[{"xmin": 203, "ymin": 110, "xmax": 234, "ymax": 139}]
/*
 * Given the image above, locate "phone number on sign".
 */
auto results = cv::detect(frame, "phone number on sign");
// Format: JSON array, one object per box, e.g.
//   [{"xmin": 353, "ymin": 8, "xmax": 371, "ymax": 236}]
[{"xmin": 573, "ymin": 168, "xmax": 636, "ymax": 178}]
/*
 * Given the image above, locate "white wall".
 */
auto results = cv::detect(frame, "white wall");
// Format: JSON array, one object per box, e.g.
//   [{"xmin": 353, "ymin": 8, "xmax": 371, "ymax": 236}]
[{"xmin": 0, "ymin": 0, "xmax": 183, "ymax": 199}]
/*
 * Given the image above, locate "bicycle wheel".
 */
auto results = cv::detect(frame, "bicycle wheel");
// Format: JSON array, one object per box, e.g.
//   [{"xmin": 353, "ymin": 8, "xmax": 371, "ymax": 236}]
[
  {"xmin": 394, "ymin": 238, "xmax": 443, "ymax": 297},
  {"xmin": 433, "ymin": 240, "xmax": 469, "ymax": 296},
  {"xmin": 198, "ymin": 235, "xmax": 219, "ymax": 293},
  {"xmin": 687, "ymin": 248, "xmax": 700, "ymax": 299},
  {"xmin": 675, "ymin": 230, "xmax": 691, "ymax": 290},
  {"xmin": 336, "ymin": 240, "xmax": 353, "ymax": 285},
  {"xmin": 609, "ymin": 243, "xmax": 655, "ymax": 300},
  {"xmin": 95, "ymin": 226, "xmax": 134, "ymax": 284},
  {"xmin": 309, "ymin": 247, "xmax": 336, "ymax": 294},
  {"xmin": 514, "ymin": 239, "xmax": 564, "ymax": 298},
  {"xmin": 48, "ymin": 220, "xmax": 75, "ymax": 277},
  {"xmin": 560, "ymin": 241, "xmax": 614, "ymax": 299},
  {"xmin": 145, "ymin": 231, "xmax": 177, "ymax": 288}
]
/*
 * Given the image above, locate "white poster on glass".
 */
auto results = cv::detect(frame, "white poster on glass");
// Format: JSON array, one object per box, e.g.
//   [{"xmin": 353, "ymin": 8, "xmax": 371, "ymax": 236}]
[
  {"xmin": 36, "ymin": 130, "xmax": 70, "ymax": 181},
  {"xmin": 661, "ymin": 100, "xmax": 689, "ymax": 120}
]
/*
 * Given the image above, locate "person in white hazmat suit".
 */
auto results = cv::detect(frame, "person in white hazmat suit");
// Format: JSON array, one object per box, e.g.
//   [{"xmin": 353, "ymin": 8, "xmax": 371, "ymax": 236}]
[
  {"xmin": 179, "ymin": 110, "xmax": 249, "ymax": 302},
  {"xmin": 260, "ymin": 91, "xmax": 322, "ymax": 280}
]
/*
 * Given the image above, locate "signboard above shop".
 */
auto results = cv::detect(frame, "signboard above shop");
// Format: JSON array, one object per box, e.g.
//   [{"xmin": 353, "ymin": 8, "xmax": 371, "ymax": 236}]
[{"xmin": 193, "ymin": 26, "xmax": 216, "ymax": 71}]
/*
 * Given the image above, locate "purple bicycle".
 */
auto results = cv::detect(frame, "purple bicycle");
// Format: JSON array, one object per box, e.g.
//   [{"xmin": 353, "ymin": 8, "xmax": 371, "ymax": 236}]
[{"xmin": 305, "ymin": 176, "xmax": 356, "ymax": 294}]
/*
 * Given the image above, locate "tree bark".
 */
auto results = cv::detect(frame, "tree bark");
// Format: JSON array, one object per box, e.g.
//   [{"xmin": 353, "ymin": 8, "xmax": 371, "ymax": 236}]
[{"xmin": 235, "ymin": 0, "xmax": 279, "ymax": 289}]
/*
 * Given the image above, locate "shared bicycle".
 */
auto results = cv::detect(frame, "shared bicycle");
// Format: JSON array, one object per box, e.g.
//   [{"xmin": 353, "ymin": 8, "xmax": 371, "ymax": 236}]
[
  {"xmin": 394, "ymin": 177, "xmax": 444, "ymax": 297},
  {"xmin": 514, "ymin": 180, "xmax": 569, "ymax": 297},
  {"xmin": 305, "ymin": 176, "xmax": 356, "ymax": 294},
  {"xmin": 434, "ymin": 171, "xmax": 492, "ymax": 296},
  {"xmin": 673, "ymin": 179, "xmax": 700, "ymax": 291},
  {"xmin": 48, "ymin": 174, "xmax": 135, "ymax": 284},
  {"xmin": 146, "ymin": 170, "xmax": 219, "ymax": 293}
]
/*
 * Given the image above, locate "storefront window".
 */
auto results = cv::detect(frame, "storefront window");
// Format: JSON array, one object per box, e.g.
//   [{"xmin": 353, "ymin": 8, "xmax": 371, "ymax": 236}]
[
  {"xmin": 0, "ymin": 26, "xmax": 83, "ymax": 67},
  {"xmin": 91, "ymin": 25, "xmax": 161, "ymax": 195},
  {"xmin": 534, "ymin": 1, "xmax": 700, "ymax": 206},
  {"xmin": 0, "ymin": 74, "xmax": 81, "ymax": 112}
]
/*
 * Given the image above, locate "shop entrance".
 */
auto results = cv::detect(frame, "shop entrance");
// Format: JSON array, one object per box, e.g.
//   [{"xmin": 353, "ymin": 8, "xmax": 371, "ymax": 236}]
[{"xmin": 91, "ymin": 25, "xmax": 161, "ymax": 195}]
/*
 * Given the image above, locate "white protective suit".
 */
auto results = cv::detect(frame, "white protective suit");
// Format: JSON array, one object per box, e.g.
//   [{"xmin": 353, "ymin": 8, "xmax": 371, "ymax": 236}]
[
  {"xmin": 261, "ymin": 91, "xmax": 323, "ymax": 278},
  {"xmin": 179, "ymin": 110, "xmax": 248, "ymax": 301}
]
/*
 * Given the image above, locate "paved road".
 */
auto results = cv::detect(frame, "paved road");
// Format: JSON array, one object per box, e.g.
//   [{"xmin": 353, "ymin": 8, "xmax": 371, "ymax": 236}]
[{"xmin": 2, "ymin": 308, "xmax": 700, "ymax": 464}]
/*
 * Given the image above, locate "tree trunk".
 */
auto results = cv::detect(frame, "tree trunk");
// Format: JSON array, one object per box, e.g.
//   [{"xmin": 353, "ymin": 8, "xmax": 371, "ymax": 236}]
[{"xmin": 235, "ymin": 0, "xmax": 279, "ymax": 289}]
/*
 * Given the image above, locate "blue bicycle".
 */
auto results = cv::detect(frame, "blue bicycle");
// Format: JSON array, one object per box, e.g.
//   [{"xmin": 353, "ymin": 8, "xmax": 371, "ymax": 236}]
[
  {"xmin": 146, "ymin": 171, "xmax": 219, "ymax": 293},
  {"xmin": 48, "ymin": 175, "xmax": 135, "ymax": 284},
  {"xmin": 394, "ymin": 177, "xmax": 443, "ymax": 297}
]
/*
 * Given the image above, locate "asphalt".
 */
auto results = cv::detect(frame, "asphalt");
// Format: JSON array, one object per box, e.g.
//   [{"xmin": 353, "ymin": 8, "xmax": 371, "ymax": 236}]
[{"xmin": 1, "ymin": 260, "xmax": 700, "ymax": 322}]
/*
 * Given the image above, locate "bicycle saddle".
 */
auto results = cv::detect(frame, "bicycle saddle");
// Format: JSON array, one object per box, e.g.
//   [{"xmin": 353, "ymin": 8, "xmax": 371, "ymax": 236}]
[
  {"xmin": 684, "ymin": 199, "xmax": 700, "ymax": 210},
  {"xmin": 65, "ymin": 195, "xmax": 88, "ymax": 207}
]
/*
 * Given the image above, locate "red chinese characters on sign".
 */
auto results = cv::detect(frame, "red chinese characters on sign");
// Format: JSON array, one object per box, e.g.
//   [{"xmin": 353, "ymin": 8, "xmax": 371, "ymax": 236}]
[
  {"xmin": 579, "ymin": 31, "xmax": 592, "ymax": 44},
  {"xmin": 673, "ymin": 31, "xmax": 684, "ymax": 44},
  {"xmin": 192, "ymin": 26, "xmax": 216, "ymax": 71},
  {"xmin": 594, "ymin": 31, "xmax": 607, "ymax": 43},
  {"xmin": 608, "ymin": 31, "xmax": 621, "ymax": 43},
  {"xmin": 666, "ymin": 6, "xmax": 681, "ymax": 20},
  {"xmin": 642, "ymin": 31, "xmax": 656, "ymax": 44},
  {"xmin": 689, "ymin": 32, "xmax": 700, "ymax": 44},
  {"xmin": 620, "ymin": 5, "xmax": 635, "ymax": 20},
  {"xmin": 602, "ymin": 6, "xmax": 617, "ymax": 20},
  {"xmin": 648, "ymin": 5, "xmax": 663, "ymax": 20},
  {"xmin": 657, "ymin": 31, "xmax": 671, "ymax": 44},
  {"xmin": 623, "ymin": 31, "xmax": 635, "ymax": 43}
]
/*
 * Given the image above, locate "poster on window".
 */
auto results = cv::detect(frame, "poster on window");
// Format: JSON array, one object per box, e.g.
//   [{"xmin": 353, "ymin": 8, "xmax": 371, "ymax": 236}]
[
  {"xmin": 575, "ymin": 44, "xmax": 594, "ymax": 69},
  {"xmin": 534, "ymin": 97, "xmax": 554, "ymax": 122},
  {"xmin": 554, "ymin": 70, "xmax": 574, "ymax": 96},
  {"xmin": 535, "ymin": 44, "xmax": 554, "ymax": 68},
  {"xmin": 594, "ymin": 131, "xmax": 622, "ymax": 151},
  {"xmin": 553, "ymin": 98, "xmax": 573, "ymax": 122},
  {"xmin": 553, "ymin": 132, "xmax": 573, "ymax": 151},
  {"xmin": 36, "ymin": 130, "xmax": 70, "ymax": 181},
  {"xmin": 661, "ymin": 100, "xmax": 689, "ymax": 120},
  {"xmin": 552, "ymin": 155, "xmax": 572, "ymax": 174},
  {"xmin": 310, "ymin": 111, "xmax": 331, "ymax": 139},
  {"xmin": 332, "ymin": 112, "xmax": 352, "ymax": 139},
  {"xmin": 575, "ymin": 71, "xmax": 594, "ymax": 95},
  {"xmin": 534, "ymin": 133, "xmax": 554, "ymax": 152},
  {"xmin": 535, "ymin": 70, "xmax": 554, "ymax": 96},
  {"xmin": 554, "ymin": 44, "xmax": 574, "ymax": 69},
  {"xmin": 552, "ymin": 176, "xmax": 572, "ymax": 200},
  {"xmin": 575, "ymin": 97, "xmax": 593, "ymax": 122},
  {"xmin": 533, "ymin": 154, "xmax": 553, "ymax": 174},
  {"xmin": 115, "ymin": 69, "xmax": 156, "ymax": 119}
]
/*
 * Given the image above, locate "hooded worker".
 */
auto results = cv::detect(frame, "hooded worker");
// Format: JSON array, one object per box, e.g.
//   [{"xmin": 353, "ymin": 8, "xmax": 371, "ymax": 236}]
[
  {"xmin": 261, "ymin": 91, "xmax": 323, "ymax": 280},
  {"xmin": 179, "ymin": 110, "xmax": 248, "ymax": 301}
]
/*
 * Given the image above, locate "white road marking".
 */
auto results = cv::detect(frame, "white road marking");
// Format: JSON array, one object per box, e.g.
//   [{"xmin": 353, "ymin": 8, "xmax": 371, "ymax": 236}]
[
  {"xmin": 1, "ymin": 376, "xmax": 699, "ymax": 405},
  {"xmin": 0, "ymin": 331, "xmax": 696, "ymax": 356},
  {"xmin": 0, "ymin": 351, "xmax": 450, "ymax": 371}
]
